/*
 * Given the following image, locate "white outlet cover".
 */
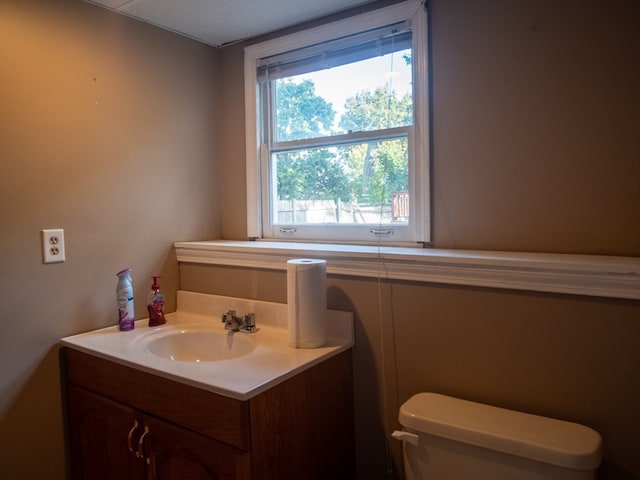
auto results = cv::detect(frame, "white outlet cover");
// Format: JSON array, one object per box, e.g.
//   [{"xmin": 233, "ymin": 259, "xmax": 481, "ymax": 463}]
[{"xmin": 42, "ymin": 229, "xmax": 66, "ymax": 264}]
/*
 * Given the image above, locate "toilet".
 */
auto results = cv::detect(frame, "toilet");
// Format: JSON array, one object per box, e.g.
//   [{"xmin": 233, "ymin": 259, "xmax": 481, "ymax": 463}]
[{"xmin": 393, "ymin": 393, "xmax": 603, "ymax": 480}]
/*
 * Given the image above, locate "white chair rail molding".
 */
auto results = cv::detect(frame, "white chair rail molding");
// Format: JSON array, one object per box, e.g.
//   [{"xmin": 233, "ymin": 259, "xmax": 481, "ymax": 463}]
[{"xmin": 174, "ymin": 241, "xmax": 640, "ymax": 301}]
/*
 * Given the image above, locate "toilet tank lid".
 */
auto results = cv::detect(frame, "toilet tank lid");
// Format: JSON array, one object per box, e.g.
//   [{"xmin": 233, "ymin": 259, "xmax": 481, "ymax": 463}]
[{"xmin": 398, "ymin": 393, "xmax": 603, "ymax": 470}]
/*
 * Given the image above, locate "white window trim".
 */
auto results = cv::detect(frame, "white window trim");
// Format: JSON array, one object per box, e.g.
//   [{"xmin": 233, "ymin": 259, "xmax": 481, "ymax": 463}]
[
  {"xmin": 174, "ymin": 241, "xmax": 640, "ymax": 301},
  {"xmin": 244, "ymin": 0, "xmax": 429, "ymax": 244}
]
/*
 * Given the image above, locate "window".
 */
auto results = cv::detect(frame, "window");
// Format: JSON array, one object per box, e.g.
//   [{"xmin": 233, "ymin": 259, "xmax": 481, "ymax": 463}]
[{"xmin": 245, "ymin": 0, "xmax": 429, "ymax": 246}]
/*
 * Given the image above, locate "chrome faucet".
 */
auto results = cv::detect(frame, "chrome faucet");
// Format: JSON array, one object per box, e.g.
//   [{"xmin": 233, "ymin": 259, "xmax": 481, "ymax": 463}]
[{"xmin": 221, "ymin": 310, "xmax": 258, "ymax": 333}]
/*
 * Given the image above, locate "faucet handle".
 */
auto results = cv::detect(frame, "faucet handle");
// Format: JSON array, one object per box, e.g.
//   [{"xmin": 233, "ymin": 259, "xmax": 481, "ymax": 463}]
[
  {"xmin": 221, "ymin": 310, "xmax": 236, "ymax": 325},
  {"xmin": 241, "ymin": 313, "xmax": 258, "ymax": 333}
]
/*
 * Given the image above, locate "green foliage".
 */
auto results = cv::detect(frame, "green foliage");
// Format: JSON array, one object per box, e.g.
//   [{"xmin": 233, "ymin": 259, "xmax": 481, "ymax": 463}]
[
  {"xmin": 339, "ymin": 87, "xmax": 412, "ymax": 133},
  {"xmin": 275, "ymin": 79, "xmax": 335, "ymax": 141},
  {"xmin": 274, "ymin": 80, "xmax": 411, "ymax": 207},
  {"xmin": 338, "ymin": 87, "xmax": 411, "ymax": 204},
  {"xmin": 276, "ymin": 148, "xmax": 352, "ymax": 202}
]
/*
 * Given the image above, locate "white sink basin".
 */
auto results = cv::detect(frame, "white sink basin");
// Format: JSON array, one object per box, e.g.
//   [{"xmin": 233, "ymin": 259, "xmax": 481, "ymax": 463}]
[
  {"xmin": 61, "ymin": 291, "xmax": 353, "ymax": 399},
  {"xmin": 144, "ymin": 330, "xmax": 256, "ymax": 362}
]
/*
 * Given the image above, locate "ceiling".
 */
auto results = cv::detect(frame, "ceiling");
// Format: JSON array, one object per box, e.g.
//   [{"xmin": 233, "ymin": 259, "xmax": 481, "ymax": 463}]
[{"xmin": 83, "ymin": 0, "xmax": 377, "ymax": 47}]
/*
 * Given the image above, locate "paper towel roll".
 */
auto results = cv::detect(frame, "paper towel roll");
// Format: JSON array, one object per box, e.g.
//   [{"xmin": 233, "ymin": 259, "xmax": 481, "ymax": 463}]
[{"xmin": 287, "ymin": 258, "xmax": 327, "ymax": 348}]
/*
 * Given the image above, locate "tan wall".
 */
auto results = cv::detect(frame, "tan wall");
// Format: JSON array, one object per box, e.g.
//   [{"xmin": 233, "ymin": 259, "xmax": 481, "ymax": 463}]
[
  {"xmin": 2, "ymin": 0, "xmax": 638, "ymax": 479},
  {"xmin": 430, "ymin": 0, "xmax": 639, "ymax": 254},
  {"xmin": 207, "ymin": 0, "xmax": 640, "ymax": 479},
  {"xmin": 0, "ymin": 1, "xmax": 220, "ymax": 478}
]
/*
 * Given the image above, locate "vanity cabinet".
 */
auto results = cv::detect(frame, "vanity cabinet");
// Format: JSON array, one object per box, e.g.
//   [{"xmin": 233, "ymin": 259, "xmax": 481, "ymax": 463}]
[
  {"xmin": 67, "ymin": 385, "xmax": 243, "ymax": 480},
  {"xmin": 67, "ymin": 385, "xmax": 145, "ymax": 480},
  {"xmin": 61, "ymin": 347, "xmax": 354, "ymax": 480}
]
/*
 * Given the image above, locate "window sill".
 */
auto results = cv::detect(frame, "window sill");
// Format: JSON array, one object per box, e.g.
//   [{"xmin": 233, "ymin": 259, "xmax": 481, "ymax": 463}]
[{"xmin": 174, "ymin": 240, "xmax": 640, "ymax": 300}]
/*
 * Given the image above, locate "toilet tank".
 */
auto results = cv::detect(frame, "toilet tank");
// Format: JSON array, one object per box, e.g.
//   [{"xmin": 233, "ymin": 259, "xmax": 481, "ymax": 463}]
[{"xmin": 396, "ymin": 393, "xmax": 603, "ymax": 480}]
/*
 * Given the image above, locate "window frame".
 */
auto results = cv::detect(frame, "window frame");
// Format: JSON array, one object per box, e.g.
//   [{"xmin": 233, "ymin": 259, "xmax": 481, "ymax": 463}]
[{"xmin": 244, "ymin": 0, "xmax": 430, "ymax": 246}]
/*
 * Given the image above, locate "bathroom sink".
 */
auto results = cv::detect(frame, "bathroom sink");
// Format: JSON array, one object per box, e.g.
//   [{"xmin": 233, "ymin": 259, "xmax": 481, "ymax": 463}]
[
  {"xmin": 144, "ymin": 329, "xmax": 256, "ymax": 362},
  {"xmin": 61, "ymin": 291, "xmax": 354, "ymax": 399}
]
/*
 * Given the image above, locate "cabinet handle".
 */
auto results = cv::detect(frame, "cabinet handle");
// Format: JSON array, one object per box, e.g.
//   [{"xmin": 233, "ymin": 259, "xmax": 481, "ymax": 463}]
[
  {"xmin": 136, "ymin": 425, "xmax": 150, "ymax": 461},
  {"xmin": 127, "ymin": 420, "xmax": 139, "ymax": 453}
]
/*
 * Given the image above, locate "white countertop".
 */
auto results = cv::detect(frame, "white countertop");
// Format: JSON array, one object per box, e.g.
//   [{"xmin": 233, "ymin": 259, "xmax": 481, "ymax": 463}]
[{"xmin": 61, "ymin": 291, "xmax": 354, "ymax": 400}]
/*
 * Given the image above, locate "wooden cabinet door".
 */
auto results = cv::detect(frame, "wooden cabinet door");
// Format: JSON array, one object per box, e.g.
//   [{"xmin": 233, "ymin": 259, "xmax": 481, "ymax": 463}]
[
  {"xmin": 142, "ymin": 414, "xmax": 250, "ymax": 480},
  {"xmin": 67, "ymin": 386, "xmax": 146, "ymax": 480}
]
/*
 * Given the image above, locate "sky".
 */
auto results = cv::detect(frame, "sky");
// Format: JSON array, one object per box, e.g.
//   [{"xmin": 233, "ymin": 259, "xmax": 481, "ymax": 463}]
[{"xmin": 286, "ymin": 49, "xmax": 412, "ymax": 130}]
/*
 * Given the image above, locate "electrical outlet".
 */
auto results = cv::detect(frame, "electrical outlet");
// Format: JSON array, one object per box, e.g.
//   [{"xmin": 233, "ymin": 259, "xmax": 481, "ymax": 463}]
[{"xmin": 42, "ymin": 229, "xmax": 65, "ymax": 264}]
